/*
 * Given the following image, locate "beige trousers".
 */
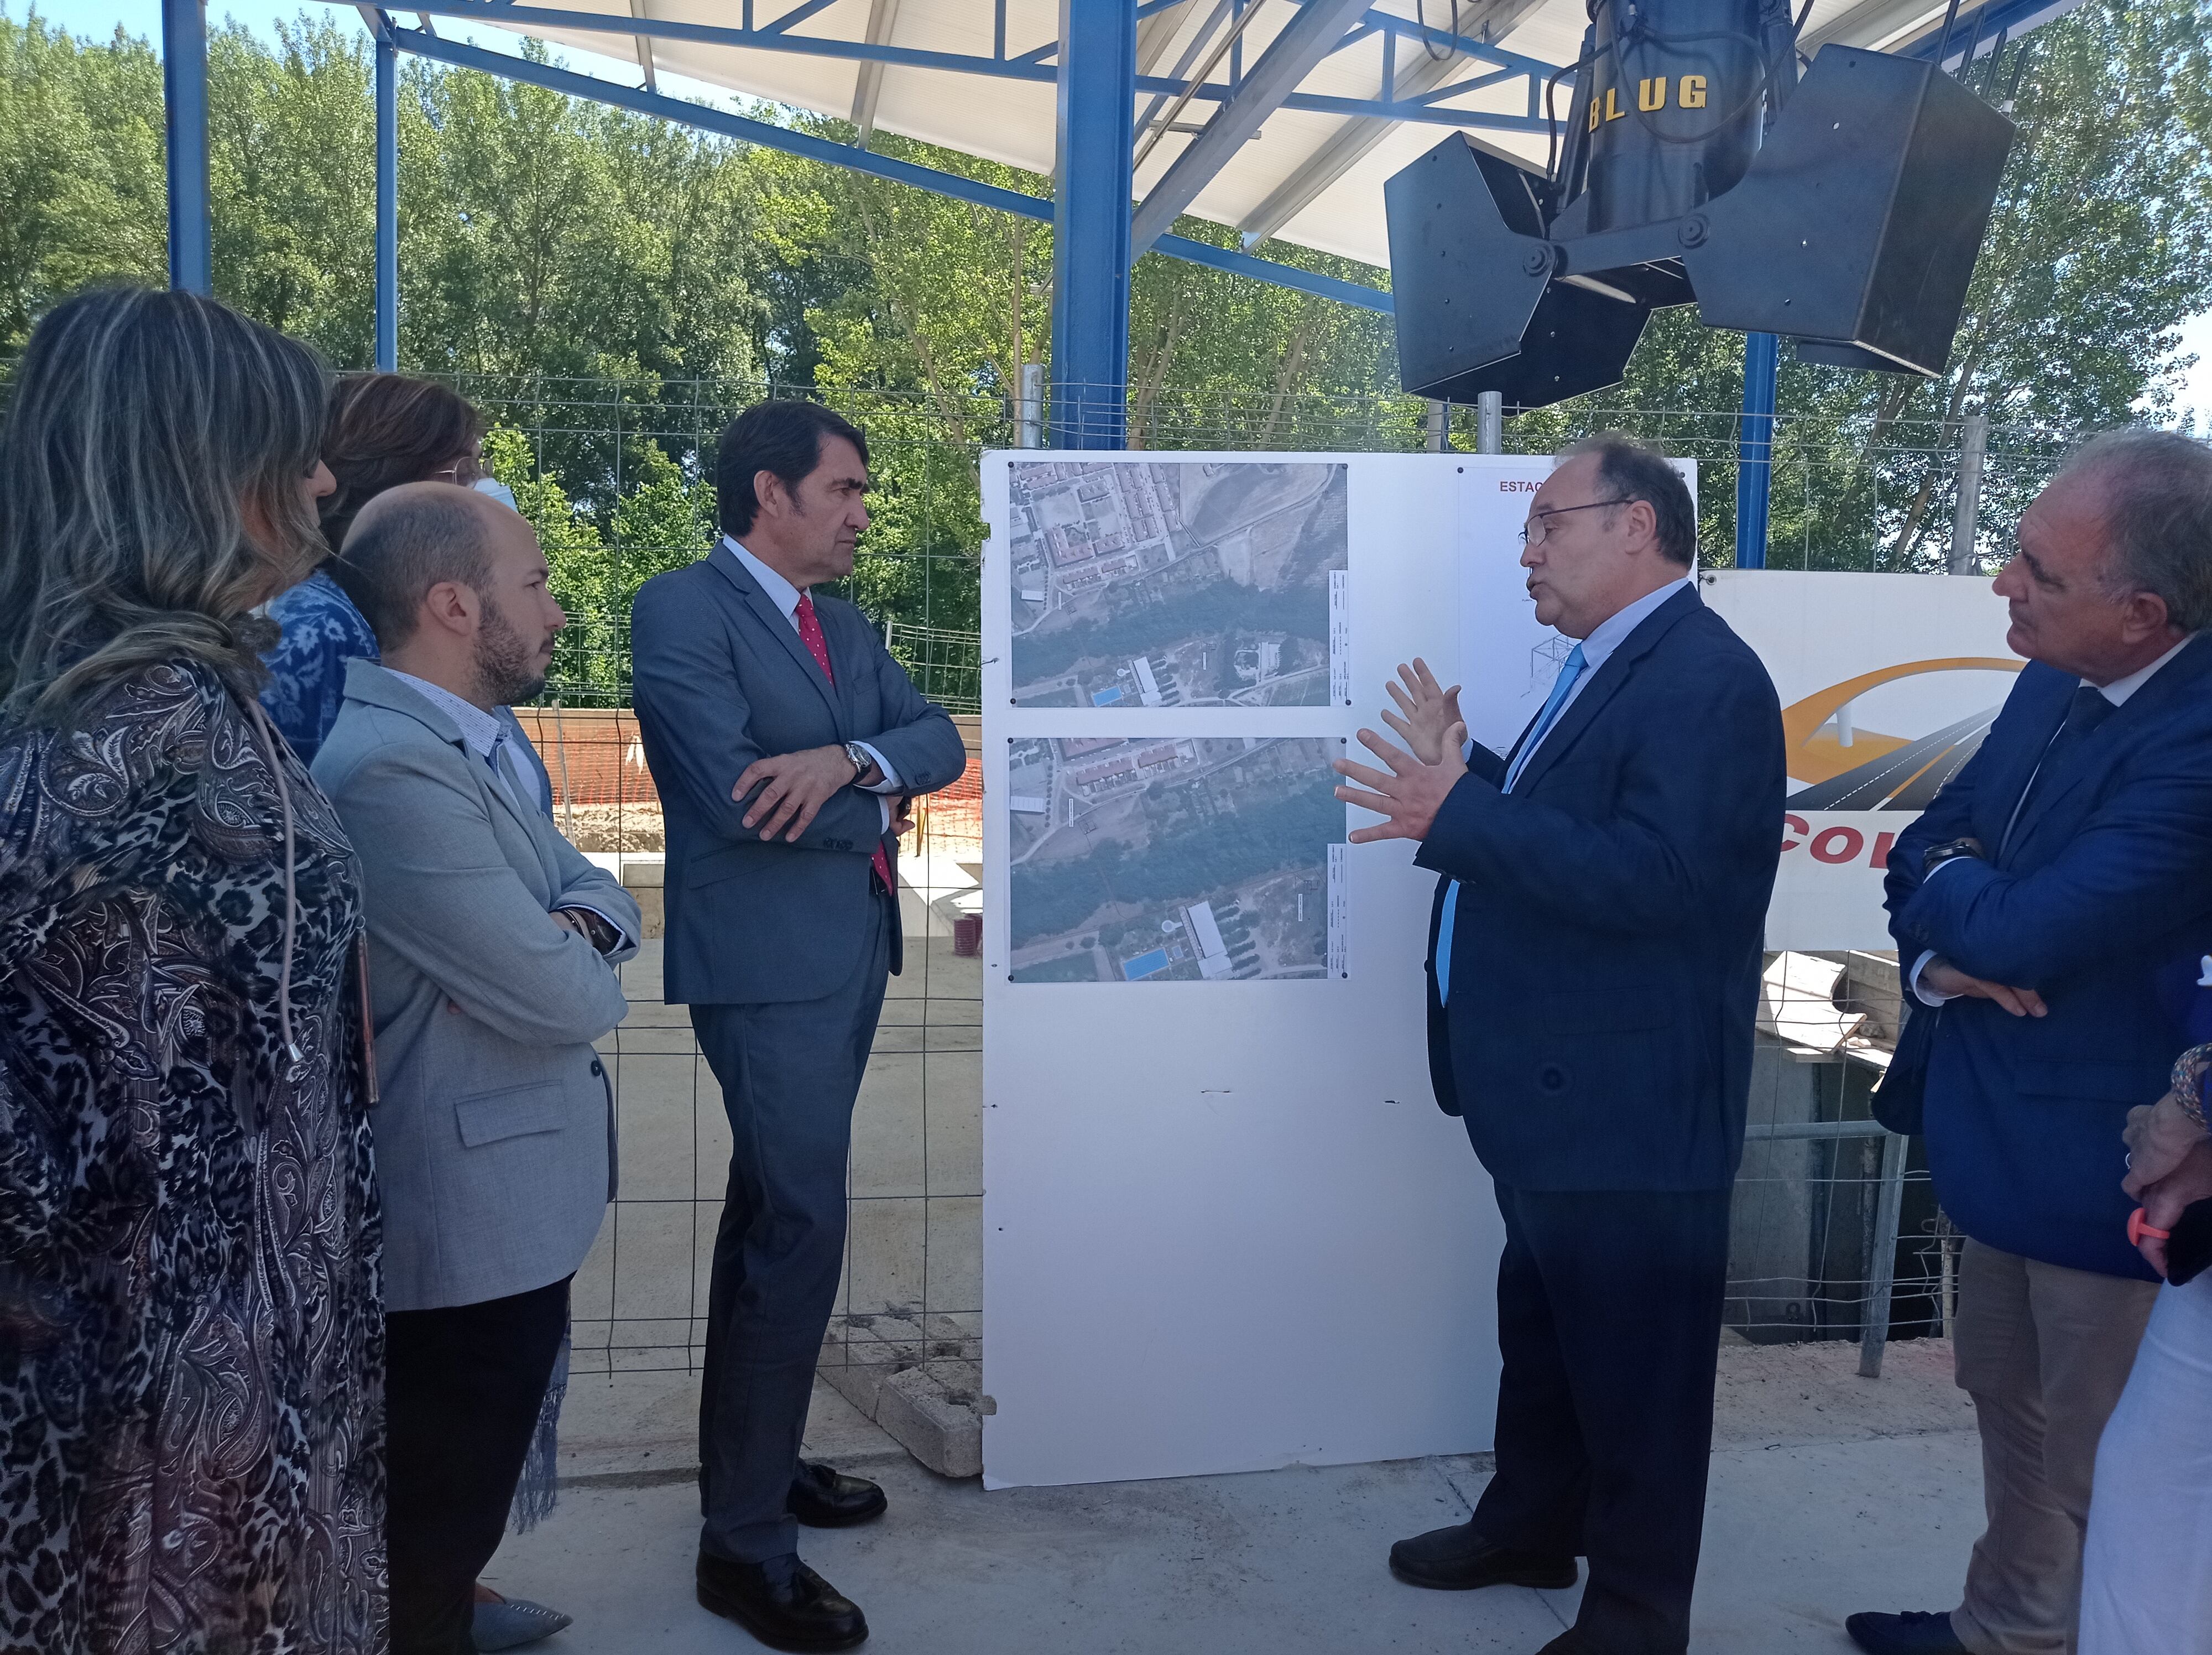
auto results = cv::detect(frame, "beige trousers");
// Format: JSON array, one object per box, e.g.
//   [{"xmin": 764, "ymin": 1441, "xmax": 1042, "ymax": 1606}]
[{"xmin": 1950, "ymin": 1239, "xmax": 2158, "ymax": 1655}]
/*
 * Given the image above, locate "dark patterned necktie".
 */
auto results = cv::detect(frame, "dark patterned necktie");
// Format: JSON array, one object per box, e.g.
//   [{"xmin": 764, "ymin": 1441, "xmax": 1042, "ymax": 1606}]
[
  {"xmin": 795, "ymin": 592, "xmax": 894, "ymax": 894},
  {"xmin": 2007, "ymin": 685, "xmax": 2115, "ymax": 846}
]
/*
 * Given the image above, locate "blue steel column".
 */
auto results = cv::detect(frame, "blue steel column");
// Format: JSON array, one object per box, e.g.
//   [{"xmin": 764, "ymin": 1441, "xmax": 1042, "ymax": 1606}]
[
  {"xmin": 1048, "ymin": 0, "xmax": 1135, "ymax": 449},
  {"xmin": 163, "ymin": 0, "xmax": 211, "ymax": 293},
  {"xmin": 375, "ymin": 32, "xmax": 399, "ymax": 371},
  {"xmin": 1734, "ymin": 332, "xmax": 1778, "ymax": 568}
]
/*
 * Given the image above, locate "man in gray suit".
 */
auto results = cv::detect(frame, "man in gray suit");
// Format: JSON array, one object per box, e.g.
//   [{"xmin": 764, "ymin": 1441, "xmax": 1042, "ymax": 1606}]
[
  {"xmin": 314, "ymin": 482, "xmax": 641, "ymax": 1655},
  {"xmin": 631, "ymin": 401, "xmax": 966, "ymax": 1652}
]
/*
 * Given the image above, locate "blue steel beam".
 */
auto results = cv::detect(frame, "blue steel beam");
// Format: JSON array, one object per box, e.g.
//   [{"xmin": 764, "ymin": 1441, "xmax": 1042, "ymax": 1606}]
[
  {"xmin": 375, "ymin": 27, "xmax": 399, "ymax": 370},
  {"xmin": 373, "ymin": 1, "xmax": 1553, "ymax": 129},
  {"xmin": 1048, "ymin": 0, "xmax": 1135, "ymax": 448},
  {"xmin": 1897, "ymin": 0, "xmax": 2079, "ymax": 61},
  {"xmin": 163, "ymin": 0, "xmax": 212, "ymax": 293},
  {"xmin": 1735, "ymin": 332, "xmax": 1778, "ymax": 568},
  {"xmin": 1131, "ymin": 0, "xmax": 1370, "ymax": 255},
  {"xmin": 386, "ymin": 27, "xmax": 1395, "ymax": 315},
  {"xmin": 758, "ymin": 0, "xmax": 839, "ymax": 35}
]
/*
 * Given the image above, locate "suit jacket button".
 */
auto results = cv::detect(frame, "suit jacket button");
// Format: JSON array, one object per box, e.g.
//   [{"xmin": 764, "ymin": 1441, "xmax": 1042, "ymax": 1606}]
[
  {"xmin": 590, "ymin": 1059, "xmax": 604, "ymax": 1076},
  {"xmin": 1538, "ymin": 1063, "xmax": 1569, "ymax": 1095}
]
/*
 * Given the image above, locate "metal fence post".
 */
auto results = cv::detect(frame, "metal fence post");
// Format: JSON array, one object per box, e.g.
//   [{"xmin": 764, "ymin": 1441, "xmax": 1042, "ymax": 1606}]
[
  {"xmin": 1477, "ymin": 391, "xmax": 1503, "ymax": 455},
  {"xmin": 1949, "ymin": 411, "xmax": 1989, "ymax": 574},
  {"xmin": 1017, "ymin": 361, "xmax": 1046, "ymax": 448},
  {"xmin": 1858, "ymin": 1129, "xmax": 1910, "ymax": 1377},
  {"xmin": 163, "ymin": 0, "xmax": 212, "ymax": 294},
  {"xmin": 375, "ymin": 29, "xmax": 399, "ymax": 372}
]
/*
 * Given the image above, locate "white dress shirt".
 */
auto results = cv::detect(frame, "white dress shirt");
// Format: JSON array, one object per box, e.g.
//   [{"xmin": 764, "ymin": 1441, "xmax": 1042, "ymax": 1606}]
[
  {"xmin": 385, "ymin": 667, "xmax": 636, "ymax": 953},
  {"xmin": 717, "ymin": 536, "xmax": 901, "ymax": 828},
  {"xmin": 1909, "ymin": 632, "xmax": 2195, "ymax": 1005}
]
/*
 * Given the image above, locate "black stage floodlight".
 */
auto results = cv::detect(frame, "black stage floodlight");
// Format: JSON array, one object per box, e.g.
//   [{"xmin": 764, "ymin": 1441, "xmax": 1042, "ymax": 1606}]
[{"xmin": 1384, "ymin": 0, "xmax": 2016, "ymax": 408}]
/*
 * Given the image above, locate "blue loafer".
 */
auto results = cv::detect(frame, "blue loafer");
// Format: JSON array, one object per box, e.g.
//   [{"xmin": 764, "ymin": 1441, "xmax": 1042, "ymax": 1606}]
[
  {"xmin": 1844, "ymin": 1610, "xmax": 1970, "ymax": 1654},
  {"xmin": 471, "ymin": 1596, "xmax": 574, "ymax": 1651}
]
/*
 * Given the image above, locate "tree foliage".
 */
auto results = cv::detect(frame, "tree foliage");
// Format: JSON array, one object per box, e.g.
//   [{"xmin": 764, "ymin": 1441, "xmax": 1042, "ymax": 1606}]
[{"xmin": 4, "ymin": 0, "xmax": 2210, "ymax": 675}]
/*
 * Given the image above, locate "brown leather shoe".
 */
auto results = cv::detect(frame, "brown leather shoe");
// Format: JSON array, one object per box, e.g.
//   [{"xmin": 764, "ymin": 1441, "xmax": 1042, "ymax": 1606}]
[{"xmin": 696, "ymin": 1552, "xmax": 867, "ymax": 1652}]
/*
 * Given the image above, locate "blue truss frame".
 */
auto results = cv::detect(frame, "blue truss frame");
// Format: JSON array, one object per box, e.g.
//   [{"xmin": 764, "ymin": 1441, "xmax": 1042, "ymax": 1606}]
[{"xmin": 401, "ymin": 1, "xmax": 1556, "ymax": 131}]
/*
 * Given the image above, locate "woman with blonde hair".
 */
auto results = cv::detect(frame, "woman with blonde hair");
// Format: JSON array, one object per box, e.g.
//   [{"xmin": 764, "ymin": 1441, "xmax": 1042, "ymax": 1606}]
[{"xmin": 0, "ymin": 286, "xmax": 384, "ymax": 1652}]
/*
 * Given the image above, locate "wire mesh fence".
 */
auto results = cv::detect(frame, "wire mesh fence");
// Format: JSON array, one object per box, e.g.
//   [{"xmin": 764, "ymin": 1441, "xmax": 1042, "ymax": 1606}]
[
  {"xmin": 434, "ymin": 378, "xmax": 2034, "ymax": 1420},
  {"xmin": 452, "ymin": 372, "xmax": 2090, "ymax": 721}
]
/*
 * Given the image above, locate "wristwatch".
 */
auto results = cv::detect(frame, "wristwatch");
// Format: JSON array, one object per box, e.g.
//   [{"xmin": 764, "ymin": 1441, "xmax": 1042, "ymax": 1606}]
[
  {"xmin": 843, "ymin": 741, "xmax": 874, "ymax": 783},
  {"xmin": 1922, "ymin": 837, "xmax": 1986, "ymax": 876}
]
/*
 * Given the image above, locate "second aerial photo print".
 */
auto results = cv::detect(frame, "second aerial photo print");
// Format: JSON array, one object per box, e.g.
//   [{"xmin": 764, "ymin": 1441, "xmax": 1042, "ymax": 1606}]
[{"xmin": 1005, "ymin": 735, "xmax": 1345, "ymax": 983}]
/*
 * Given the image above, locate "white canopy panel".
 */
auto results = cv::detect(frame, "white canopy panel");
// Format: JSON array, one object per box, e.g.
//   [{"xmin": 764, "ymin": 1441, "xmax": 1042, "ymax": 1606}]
[{"xmin": 473, "ymin": 0, "xmax": 2046, "ymax": 272}]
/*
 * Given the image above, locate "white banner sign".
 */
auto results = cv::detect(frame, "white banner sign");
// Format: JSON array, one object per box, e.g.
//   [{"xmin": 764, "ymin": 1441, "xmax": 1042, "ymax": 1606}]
[{"xmin": 1700, "ymin": 569, "xmax": 2019, "ymax": 951}]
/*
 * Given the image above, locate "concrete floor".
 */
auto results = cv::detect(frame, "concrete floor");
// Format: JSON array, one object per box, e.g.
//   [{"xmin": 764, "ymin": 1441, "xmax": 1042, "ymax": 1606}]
[{"xmin": 488, "ymin": 1336, "xmax": 1984, "ymax": 1654}]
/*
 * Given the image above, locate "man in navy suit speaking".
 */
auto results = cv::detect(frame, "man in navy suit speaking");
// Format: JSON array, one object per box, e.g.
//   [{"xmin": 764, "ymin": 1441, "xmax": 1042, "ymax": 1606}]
[
  {"xmin": 1335, "ymin": 434, "xmax": 1784, "ymax": 1655},
  {"xmin": 1849, "ymin": 431, "xmax": 2212, "ymax": 1655}
]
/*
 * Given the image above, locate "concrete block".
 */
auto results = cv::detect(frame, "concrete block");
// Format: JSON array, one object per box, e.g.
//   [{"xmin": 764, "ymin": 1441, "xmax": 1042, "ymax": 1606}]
[
  {"xmin": 618, "ymin": 854, "xmax": 666, "ymax": 940},
  {"xmin": 874, "ymin": 1361, "xmax": 983, "ymax": 1480}
]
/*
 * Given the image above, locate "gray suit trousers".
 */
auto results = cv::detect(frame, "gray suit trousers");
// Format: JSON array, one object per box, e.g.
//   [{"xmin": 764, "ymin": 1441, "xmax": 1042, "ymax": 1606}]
[{"xmin": 693, "ymin": 891, "xmax": 894, "ymax": 1564}]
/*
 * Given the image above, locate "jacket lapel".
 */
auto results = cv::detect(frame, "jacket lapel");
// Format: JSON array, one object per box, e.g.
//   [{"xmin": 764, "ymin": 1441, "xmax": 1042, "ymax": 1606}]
[
  {"xmin": 1973, "ymin": 666, "xmax": 2069, "ymax": 850},
  {"xmin": 820, "ymin": 595, "xmax": 867, "ymax": 730},
  {"xmin": 1509, "ymin": 585, "xmax": 1702, "ymax": 797},
  {"xmin": 2002, "ymin": 635, "xmax": 2212, "ymax": 860},
  {"xmin": 707, "ymin": 547, "xmax": 841, "ymax": 724}
]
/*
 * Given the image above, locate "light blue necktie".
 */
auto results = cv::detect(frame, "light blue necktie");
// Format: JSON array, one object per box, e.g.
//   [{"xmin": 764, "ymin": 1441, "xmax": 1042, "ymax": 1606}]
[
  {"xmin": 1436, "ymin": 642, "xmax": 1585, "ymax": 1006},
  {"xmin": 486, "ymin": 728, "xmax": 516, "ymax": 798}
]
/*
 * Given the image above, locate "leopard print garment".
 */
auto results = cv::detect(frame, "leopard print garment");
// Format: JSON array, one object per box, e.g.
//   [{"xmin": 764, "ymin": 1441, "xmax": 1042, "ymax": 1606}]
[{"xmin": 0, "ymin": 659, "xmax": 385, "ymax": 1653}]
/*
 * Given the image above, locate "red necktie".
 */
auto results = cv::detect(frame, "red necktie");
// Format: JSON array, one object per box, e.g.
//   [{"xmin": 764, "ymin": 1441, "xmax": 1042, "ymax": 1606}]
[{"xmin": 795, "ymin": 591, "xmax": 894, "ymax": 894}]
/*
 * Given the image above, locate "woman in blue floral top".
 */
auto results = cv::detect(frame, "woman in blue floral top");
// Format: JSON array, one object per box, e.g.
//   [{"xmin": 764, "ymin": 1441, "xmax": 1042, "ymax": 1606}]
[{"xmin": 260, "ymin": 374, "xmax": 487, "ymax": 763}]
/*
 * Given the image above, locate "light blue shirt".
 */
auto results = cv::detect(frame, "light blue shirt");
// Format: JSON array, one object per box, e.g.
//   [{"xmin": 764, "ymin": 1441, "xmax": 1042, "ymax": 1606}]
[
  {"xmin": 717, "ymin": 536, "xmax": 902, "ymax": 820},
  {"xmin": 1494, "ymin": 576, "xmax": 1698, "ymax": 763},
  {"xmin": 1438, "ymin": 576, "xmax": 1698, "ymax": 1004}
]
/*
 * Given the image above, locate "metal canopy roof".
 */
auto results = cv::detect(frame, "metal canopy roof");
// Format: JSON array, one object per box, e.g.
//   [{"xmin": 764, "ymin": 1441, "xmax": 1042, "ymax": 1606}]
[{"xmin": 431, "ymin": 0, "xmax": 2075, "ymax": 272}]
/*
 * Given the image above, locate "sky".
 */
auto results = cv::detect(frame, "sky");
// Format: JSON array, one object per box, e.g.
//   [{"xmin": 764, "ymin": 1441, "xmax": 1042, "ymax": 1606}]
[{"xmin": 36, "ymin": 0, "xmax": 2212, "ymax": 426}]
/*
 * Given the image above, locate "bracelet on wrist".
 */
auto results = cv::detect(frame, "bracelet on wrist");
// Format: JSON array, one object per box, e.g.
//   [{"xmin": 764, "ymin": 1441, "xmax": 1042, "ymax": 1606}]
[{"xmin": 2171, "ymin": 1043, "xmax": 2212, "ymax": 1130}]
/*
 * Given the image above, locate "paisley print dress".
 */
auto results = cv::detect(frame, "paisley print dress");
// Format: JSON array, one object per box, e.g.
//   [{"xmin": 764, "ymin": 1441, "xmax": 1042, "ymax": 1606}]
[{"xmin": 0, "ymin": 659, "xmax": 385, "ymax": 1653}]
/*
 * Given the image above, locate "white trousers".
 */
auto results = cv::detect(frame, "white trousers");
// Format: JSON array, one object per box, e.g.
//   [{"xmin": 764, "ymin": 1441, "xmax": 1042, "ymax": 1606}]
[{"xmin": 2080, "ymin": 1270, "xmax": 2212, "ymax": 1655}]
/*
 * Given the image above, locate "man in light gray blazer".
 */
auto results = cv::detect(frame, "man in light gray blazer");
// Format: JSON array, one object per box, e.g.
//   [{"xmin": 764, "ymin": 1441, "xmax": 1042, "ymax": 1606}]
[
  {"xmin": 314, "ymin": 482, "xmax": 640, "ymax": 1655},
  {"xmin": 631, "ymin": 401, "xmax": 967, "ymax": 1653}
]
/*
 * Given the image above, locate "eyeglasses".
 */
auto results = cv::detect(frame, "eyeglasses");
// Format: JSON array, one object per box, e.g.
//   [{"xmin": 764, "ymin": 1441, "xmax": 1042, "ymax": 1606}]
[
  {"xmin": 1520, "ymin": 498, "xmax": 1631, "ymax": 547},
  {"xmin": 430, "ymin": 455, "xmax": 486, "ymax": 486}
]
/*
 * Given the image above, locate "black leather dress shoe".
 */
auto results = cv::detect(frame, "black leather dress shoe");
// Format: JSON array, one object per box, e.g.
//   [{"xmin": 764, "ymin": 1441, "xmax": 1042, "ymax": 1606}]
[
  {"xmin": 1844, "ymin": 1610, "xmax": 1970, "ymax": 1653},
  {"xmin": 1388, "ymin": 1521, "xmax": 1578, "ymax": 1591},
  {"xmin": 696, "ymin": 1552, "xmax": 868, "ymax": 1653},
  {"xmin": 786, "ymin": 1460, "xmax": 888, "ymax": 1528}
]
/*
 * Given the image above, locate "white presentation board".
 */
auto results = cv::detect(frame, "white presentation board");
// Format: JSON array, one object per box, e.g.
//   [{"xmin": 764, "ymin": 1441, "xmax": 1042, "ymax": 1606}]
[{"xmin": 979, "ymin": 450, "xmax": 2012, "ymax": 1489}]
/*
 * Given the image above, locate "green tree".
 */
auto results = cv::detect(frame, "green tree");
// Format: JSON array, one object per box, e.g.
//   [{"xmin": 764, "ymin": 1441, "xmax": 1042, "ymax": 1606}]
[{"xmin": 0, "ymin": 15, "xmax": 164, "ymax": 350}]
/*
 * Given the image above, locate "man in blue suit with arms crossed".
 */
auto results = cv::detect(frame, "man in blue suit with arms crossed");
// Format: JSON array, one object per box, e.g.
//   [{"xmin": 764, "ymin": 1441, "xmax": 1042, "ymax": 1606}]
[
  {"xmin": 1849, "ymin": 431, "xmax": 2212, "ymax": 1655},
  {"xmin": 631, "ymin": 401, "xmax": 968, "ymax": 1653},
  {"xmin": 1336, "ymin": 434, "xmax": 1785, "ymax": 1655}
]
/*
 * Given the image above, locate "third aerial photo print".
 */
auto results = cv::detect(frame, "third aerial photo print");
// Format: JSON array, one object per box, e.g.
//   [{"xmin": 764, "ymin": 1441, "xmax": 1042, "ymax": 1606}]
[{"xmin": 1008, "ymin": 458, "xmax": 1349, "ymax": 709}]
